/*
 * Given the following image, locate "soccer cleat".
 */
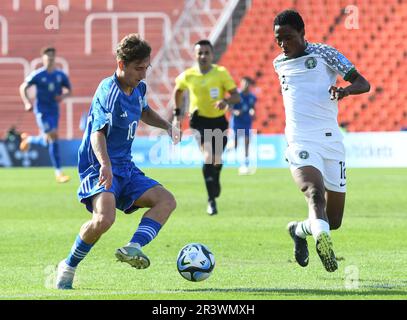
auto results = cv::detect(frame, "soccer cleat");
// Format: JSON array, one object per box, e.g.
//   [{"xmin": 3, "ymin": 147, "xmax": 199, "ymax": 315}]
[
  {"xmin": 207, "ymin": 199, "xmax": 218, "ymax": 215},
  {"xmin": 238, "ymin": 165, "xmax": 249, "ymax": 175},
  {"xmin": 238, "ymin": 166, "xmax": 255, "ymax": 175},
  {"xmin": 56, "ymin": 173, "xmax": 71, "ymax": 183},
  {"xmin": 316, "ymin": 231, "xmax": 338, "ymax": 272},
  {"xmin": 55, "ymin": 260, "xmax": 76, "ymax": 289},
  {"xmin": 287, "ymin": 221, "xmax": 309, "ymax": 267},
  {"xmin": 19, "ymin": 132, "xmax": 30, "ymax": 152},
  {"xmin": 115, "ymin": 246, "xmax": 150, "ymax": 269}
]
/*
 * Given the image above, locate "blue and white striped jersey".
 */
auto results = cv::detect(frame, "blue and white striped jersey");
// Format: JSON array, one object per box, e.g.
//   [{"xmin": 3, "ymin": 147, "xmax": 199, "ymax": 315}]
[{"xmin": 78, "ymin": 74, "xmax": 149, "ymax": 177}]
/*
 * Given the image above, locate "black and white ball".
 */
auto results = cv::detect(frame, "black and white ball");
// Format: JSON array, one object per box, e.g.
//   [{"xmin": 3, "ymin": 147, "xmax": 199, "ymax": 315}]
[{"xmin": 176, "ymin": 243, "xmax": 215, "ymax": 282}]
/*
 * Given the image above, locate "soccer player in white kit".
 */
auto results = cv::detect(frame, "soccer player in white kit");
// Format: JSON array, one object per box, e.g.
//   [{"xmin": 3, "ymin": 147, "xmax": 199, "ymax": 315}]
[{"xmin": 273, "ymin": 10, "xmax": 370, "ymax": 272}]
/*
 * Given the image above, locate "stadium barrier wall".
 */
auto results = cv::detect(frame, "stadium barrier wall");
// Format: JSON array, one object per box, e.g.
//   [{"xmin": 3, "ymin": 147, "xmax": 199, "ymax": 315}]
[{"xmin": 1, "ymin": 132, "xmax": 406, "ymax": 168}]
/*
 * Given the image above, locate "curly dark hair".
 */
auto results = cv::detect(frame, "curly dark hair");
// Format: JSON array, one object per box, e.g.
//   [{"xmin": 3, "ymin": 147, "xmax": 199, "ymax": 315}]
[
  {"xmin": 116, "ymin": 33, "xmax": 151, "ymax": 64},
  {"xmin": 274, "ymin": 10, "xmax": 305, "ymax": 32}
]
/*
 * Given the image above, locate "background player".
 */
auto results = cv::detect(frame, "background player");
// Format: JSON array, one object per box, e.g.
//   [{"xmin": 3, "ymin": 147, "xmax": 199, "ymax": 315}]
[
  {"xmin": 273, "ymin": 10, "xmax": 370, "ymax": 272},
  {"xmin": 230, "ymin": 76, "xmax": 256, "ymax": 175},
  {"xmin": 19, "ymin": 47, "xmax": 72, "ymax": 183},
  {"xmin": 55, "ymin": 34, "xmax": 180, "ymax": 289}
]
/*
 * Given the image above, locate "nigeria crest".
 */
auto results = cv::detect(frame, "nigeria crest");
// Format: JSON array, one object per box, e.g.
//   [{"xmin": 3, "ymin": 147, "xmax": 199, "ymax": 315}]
[
  {"xmin": 305, "ymin": 57, "xmax": 317, "ymax": 69},
  {"xmin": 299, "ymin": 151, "xmax": 309, "ymax": 159}
]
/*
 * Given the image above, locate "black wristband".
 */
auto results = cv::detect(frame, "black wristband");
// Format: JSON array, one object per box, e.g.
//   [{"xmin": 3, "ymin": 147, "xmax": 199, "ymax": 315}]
[{"xmin": 173, "ymin": 109, "xmax": 181, "ymax": 116}]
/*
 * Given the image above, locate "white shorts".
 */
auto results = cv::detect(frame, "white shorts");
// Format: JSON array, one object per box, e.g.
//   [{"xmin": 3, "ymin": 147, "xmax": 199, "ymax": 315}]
[{"xmin": 285, "ymin": 141, "xmax": 346, "ymax": 192}]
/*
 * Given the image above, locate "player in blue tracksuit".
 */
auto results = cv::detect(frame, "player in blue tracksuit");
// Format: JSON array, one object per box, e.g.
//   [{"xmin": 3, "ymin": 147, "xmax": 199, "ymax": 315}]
[
  {"xmin": 19, "ymin": 47, "xmax": 72, "ymax": 183},
  {"xmin": 230, "ymin": 77, "xmax": 256, "ymax": 172},
  {"xmin": 55, "ymin": 34, "xmax": 181, "ymax": 289}
]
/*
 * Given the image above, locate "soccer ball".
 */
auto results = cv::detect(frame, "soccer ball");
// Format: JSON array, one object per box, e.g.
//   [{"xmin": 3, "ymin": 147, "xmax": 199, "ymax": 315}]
[{"xmin": 176, "ymin": 243, "xmax": 215, "ymax": 282}]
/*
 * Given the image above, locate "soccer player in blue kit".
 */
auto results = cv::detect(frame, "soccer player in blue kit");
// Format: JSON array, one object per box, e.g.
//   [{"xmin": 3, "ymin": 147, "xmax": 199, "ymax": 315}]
[
  {"xmin": 56, "ymin": 34, "xmax": 181, "ymax": 289},
  {"xmin": 19, "ymin": 47, "xmax": 72, "ymax": 183},
  {"xmin": 231, "ymin": 76, "xmax": 256, "ymax": 174}
]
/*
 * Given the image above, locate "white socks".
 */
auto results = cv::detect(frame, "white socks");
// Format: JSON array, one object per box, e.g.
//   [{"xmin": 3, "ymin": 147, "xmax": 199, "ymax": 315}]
[
  {"xmin": 310, "ymin": 219, "xmax": 330, "ymax": 241},
  {"xmin": 296, "ymin": 218, "xmax": 330, "ymax": 241},
  {"xmin": 295, "ymin": 219, "xmax": 312, "ymax": 239}
]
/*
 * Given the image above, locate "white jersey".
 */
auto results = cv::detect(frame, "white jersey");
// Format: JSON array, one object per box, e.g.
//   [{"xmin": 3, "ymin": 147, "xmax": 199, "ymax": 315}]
[{"xmin": 273, "ymin": 42, "xmax": 355, "ymax": 144}]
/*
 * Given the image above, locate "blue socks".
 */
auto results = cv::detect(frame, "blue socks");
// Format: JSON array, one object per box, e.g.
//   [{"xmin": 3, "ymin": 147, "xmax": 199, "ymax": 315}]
[
  {"xmin": 65, "ymin": 235, "xmax": 93, "ymax": 268},
  {"xmin": 129, "ymin": 217, "xmax": 162, "ymax": 247},
  {"xmin": 27, "ymin": 135, "xmax": 47, "ymax": 147},
  {"xmin": 65, "ymin": 218, "xmax": 161, "ymax": 268},
  {"xmin": 27, "ymin": 136, "xmax": 61, "ymax": 170},
  {"xmin": 48, "ymin": 141, "xmax": 61, "ymax": 170}
]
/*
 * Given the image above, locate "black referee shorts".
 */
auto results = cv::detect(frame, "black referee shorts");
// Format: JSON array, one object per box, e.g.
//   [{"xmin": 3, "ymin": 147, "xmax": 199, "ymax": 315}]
[{"xmin": 189, "ymin": 110, "xmax": 229, "ymax": 155}]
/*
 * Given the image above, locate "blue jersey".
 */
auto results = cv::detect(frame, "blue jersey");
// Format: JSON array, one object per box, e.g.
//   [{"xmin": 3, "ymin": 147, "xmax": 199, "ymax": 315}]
[
  {"xmin": 232, "ymin": 91, "xmax": 256, "ymax": 125},
  {"xmin": 78, "ymin": 75, "xmax": 149, "ymax": 178},
  {"xmin": 25, "ymin": 67, "xmax": 71, "ymax": 115}
]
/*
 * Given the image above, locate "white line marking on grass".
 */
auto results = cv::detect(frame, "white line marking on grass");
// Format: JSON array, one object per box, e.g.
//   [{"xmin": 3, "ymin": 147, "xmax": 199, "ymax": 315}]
[{"xmin": 0, "ymin": 290, "xmax": 185, "ymax": 299}]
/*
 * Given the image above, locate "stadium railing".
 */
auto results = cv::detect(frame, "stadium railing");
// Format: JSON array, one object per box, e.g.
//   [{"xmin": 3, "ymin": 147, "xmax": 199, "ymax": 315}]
[
  {"xmin": 0, "ymin": 15, "xmax": 8, "ymax": 55},
  {"xmin": 84, "ymin": 12, "xmax": 171, "ymax": 55}
]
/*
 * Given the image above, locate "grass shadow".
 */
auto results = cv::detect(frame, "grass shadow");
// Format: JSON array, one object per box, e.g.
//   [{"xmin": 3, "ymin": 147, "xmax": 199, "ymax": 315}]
[{"xmin": 180, "ymin": 287, "xmax": 407, "ymax": 297}]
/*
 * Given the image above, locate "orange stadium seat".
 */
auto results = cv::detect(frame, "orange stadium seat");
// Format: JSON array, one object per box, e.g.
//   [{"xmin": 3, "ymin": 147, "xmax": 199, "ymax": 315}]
[
  {"xmin": 219, "ymin": 0, "xmax": 407, "ymax": 133},
  {"xmin": 0, "ymin": 0, "xmax": 185, "ymax": 138}
]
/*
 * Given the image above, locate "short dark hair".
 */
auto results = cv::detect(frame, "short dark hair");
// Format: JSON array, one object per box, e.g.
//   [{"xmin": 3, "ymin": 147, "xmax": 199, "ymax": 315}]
[
  {"xmin": 41, "ymin": 47, "xmax": 56, "ymax": 55},
  {"xmin": 274, "ymin": 10, "xmax": 305, "ymax": 32},
  {"xmin": 242, "ymin": 76, "xmax": 254, "ymax": 85},
  {"xmin": 194, "ymin": 39, "xmax": 214, "ymax": 51},
  {"xmin": 116, "ymin": 33, "xmax": 151, "ymax": 64}
]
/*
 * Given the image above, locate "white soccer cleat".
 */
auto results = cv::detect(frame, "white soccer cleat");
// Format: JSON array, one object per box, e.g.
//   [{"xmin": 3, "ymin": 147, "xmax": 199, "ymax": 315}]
[
  {"xmin": 238, "ymin": 165, "xmax": 255, "ymax": 175},
  {"xmin": 55, "ymin": 260, "xmax": 76, "ymax": 289},
  {"xmin": 115, "ymin": 246, "xmax": 150, "ymax": 269}
]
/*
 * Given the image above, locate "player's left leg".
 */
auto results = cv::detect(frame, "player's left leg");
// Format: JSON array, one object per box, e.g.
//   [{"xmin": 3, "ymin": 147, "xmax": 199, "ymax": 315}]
[
  {"xmin": 116, "ymin": 185, "xmax": 176, "ymax": 269},
  {"xmin": 325, "ymin": 190, "xmax": 345, "ymax": 230},
  {"xmin": 57, "ymin": 192, "xmax": 117, "ymax": 289},
  {"xmin": 244, "ymin": 134, "xmax": 250, "ymax": 164},
  {"xmin": 45, "ymin": 130, "xmax": 70, "ymax": 183},
  {"xmin": 291, "ymin": 166, "xmax": 337, "ymax": 272},
  {"xmin": 239, "ymin": 130, "xmax": 252, "ymax": 175},
  {"xmin": 211, "ymin": 124, "xmax": 228, "ymax": 202},
  {"xmin": 19, "ymin": 132, "xmax": 47, "ymax": 151}
]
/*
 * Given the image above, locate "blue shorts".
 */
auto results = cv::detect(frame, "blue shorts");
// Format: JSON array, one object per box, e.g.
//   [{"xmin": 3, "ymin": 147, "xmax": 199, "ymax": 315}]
[
  {"xmin": 35, "ymin": 112, "xmax": 59, "ymax": 133},
  {"xmin": 77, "ymin": 163, "xmax": 160, "ymax": 214}
]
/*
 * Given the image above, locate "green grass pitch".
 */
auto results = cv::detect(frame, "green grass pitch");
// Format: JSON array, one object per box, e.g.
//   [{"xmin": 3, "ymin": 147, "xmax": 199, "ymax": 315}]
[{"xmin": 1, "ymin": 167, "xmax": 406, "ymax": 300}]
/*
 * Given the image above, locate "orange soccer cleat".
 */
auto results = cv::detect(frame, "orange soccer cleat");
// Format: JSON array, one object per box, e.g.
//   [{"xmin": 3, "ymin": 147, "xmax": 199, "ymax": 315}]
[
  {"xmin": 56, "ymin": 173, "xmax": 71, "ymax": 183},
  {"xmin": 19, "ymin": 132, "xmax": 30, "ymax": 152}
]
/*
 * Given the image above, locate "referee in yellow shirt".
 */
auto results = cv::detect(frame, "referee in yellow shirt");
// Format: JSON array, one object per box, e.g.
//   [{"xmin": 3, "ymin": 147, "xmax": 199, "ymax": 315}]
[{"xmin": 173, "ymin": 39, "xmax": 240, "ymax": 215}]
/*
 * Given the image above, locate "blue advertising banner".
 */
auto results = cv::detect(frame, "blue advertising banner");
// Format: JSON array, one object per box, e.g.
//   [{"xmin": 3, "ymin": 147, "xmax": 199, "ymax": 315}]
[
  {"xmin": 0, "ymin": 134, "xmax": 287, "ymax": 168},
  {"xmin": 2, "ymin": 132, "xmax": 406, "ymax": 168}
]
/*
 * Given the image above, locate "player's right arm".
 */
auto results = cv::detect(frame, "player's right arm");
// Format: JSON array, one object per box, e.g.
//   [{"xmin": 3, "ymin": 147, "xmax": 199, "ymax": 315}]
[
  {"xmin": 172, "ymin": 87, "xmax": 185, "ymax": 129},
  {"xmin": 19, "ymin": 81, "xmax": 33, "ymax": 112},
  {"xmin": 90, "ymin": 125, "xmax": 112, "ymax": 190},
  {"xmin": 172, "ymin": 71, "xmax": 189, "ymax": 129},
  {"xmin": 329, "ymin": 71, "xmax": 370, "ymax": 100},
  {"xmin": 89, "ymin": 84, "xmax": 115, "ymax": 190}
]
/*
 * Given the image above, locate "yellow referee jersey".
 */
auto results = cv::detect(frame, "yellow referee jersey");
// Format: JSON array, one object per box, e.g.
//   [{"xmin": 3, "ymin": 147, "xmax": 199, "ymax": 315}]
[{"xmin": 175, "ymin": 64, "xmax": 237, "ymax": 118}]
